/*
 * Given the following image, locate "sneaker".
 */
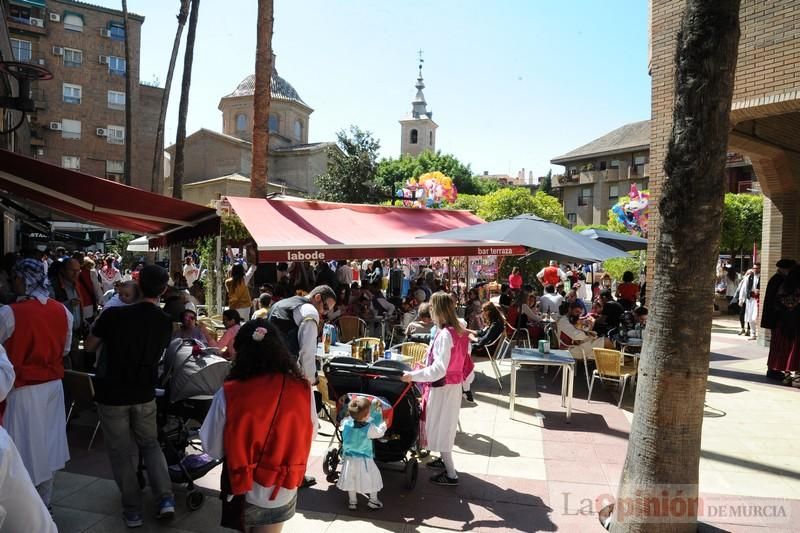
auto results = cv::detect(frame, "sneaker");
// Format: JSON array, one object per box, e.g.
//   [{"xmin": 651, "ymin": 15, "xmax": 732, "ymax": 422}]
[
  {"xmin": 766, "ymin": 369, "xmax": 785, "ymax": 381},
  {"xmin": 426, "ymin": 457, "xmax": 446, "ymax": 469},
  {"xmin": 738, "ymin": 329, "xmax": 746, "ymax": 336},
  {"xmin": 348, "ymin": 501, "xmax": 357, "ymax": 510},
  {"xmin": 123, "ymin": 511, "xmax": 144, "ymax": 528},
  {"xmin": 157, "ymin": 496, "xmax": 175, "ymax": 520},
  {"xmin": 300, "ymin": 475, "xmax": 317, "ymax": 488},
  {"xmin": 748, "ymin": 335, "xmax": 757, "ymax": 341},
  {"xmin": 463, "ymin": 390, "xmax": 475, "ymax": 403},
  {"xmin": 367, "ymin": 498, "xmax": 383, "ymax": 510},
  {"xmin": 430, "ymin": 472, "xmax": 459, "ymax": 486}
]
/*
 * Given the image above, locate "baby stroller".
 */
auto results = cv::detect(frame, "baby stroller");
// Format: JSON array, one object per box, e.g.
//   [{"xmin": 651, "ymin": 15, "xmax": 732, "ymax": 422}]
[
  {"xmin": 321, "ymin": 356, "xmax": 421, "ymax": 489},
  {"xmin": 137, "ymin": 338, "xmax": 230, "ymax": 510}
]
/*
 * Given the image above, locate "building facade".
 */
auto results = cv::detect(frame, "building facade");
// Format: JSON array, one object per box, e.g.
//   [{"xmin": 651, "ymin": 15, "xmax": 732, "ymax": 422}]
[
  {"xmin": 650, "ymin": 0, "xmax": 800, "ymax": 343},
  {"xmin": 165, "ymin": 59, "xmax": 334, "ymax": 204},
  {"xmin": 551, "ymin": 120, "xmax": 758, "ymax": 227},
  {"xmin": 6, "ymin": 0, "xmax": 161, "ymax": 190},
  {"xmin": 399, "ymin": 61, "xmax": 437, "ymax": 157}
]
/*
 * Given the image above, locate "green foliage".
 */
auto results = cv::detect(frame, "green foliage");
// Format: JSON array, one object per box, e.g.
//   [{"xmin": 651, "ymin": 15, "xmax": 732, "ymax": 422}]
[
  {"xmin": 603, "ymin": 252, "xmax": 644, "ymax": 282},
  {"xmin": 477, "ymin": 189, "xmax": 568, "ymax": 225},
  {"xmin": 449, "ymin": 193, "xmax": 483, "ymax": 212},
  {"xmin": 195, "ymin": 236, "xmax": 220, "ymax": 315},
  {"xmin": 106, "ymin": 233, "xmax": 138, "ymax": 270},
  {"xmin": 221, "ymin": 213, "xmax": 251, "ymax": 242},
  {"xmin": 315, "ymin": 126, "xmax": 382, "ymax": 203},
  {"xmin": 539, "ymin": 169, "xmax": 553, "ymax": 195},
  {"xmin": 376, "ymin": 150, "xmax": 492, "ymax": 196},
  {"xmin": 572, "ymin": 224, "xmax": 609, "ymax": 233},
  {"xmin": 720, "ymin": 193, "xmax": 762, "ymax": 257}
]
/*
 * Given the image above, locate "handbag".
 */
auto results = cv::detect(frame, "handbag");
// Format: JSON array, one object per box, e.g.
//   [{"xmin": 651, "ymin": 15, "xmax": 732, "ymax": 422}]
[{"xmin": 220, "ymin": 375, "xmax": 286, "ymax": 531}]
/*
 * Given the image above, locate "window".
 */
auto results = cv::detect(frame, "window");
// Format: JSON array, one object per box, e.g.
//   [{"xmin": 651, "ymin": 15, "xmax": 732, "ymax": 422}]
[
  {"xmin": 599, "ymin": 160, "xmax": 607, "ymax": 171},
  {"xmin": 569, "ymin": 166, "xmax": 578, "ymax": 176},
  {"xmin": 268, "ymin": 114, "xmax": 279, "ymax": 133},
  {"xmin": 634, "ymin": 155, "xmax": 648, "ymax": 165},
  {"xmin": 61, "ymin": 119, "xmax": 81, "ymax": 139},
  {"xmin": 8, "ymin": 4, "xmax": 31, "ymax": 24},
  {"xmin": 10, "ymin": 39, "xmax": 32, "ymax": 62},
  {"xmin": 578, "ymin": 187, "xmax": 592, "ymax": 206},
  {"xmin": 293, "ymin": 119, "xmax": 303, "ymax": 140},
  {"xmin": 236, "ymin": 114, "xmax": 247, "ymax": 132},
  {"xmin": 567, "ymin": 213, "xmax": 577, "ymax": 227},
  {"xmin": 108, "ymin": 56, "xmax": 126, "ymax": 75},
  {"xmin": 62, "ymin": 156, "xmax": 80, "ymax": 170},
  {"xmin": 107, "ymin": 90, "xmax": 125, "ymax": 110},
  {"xmin": 609, "ymin": 184, "xmax": 619, "ymax": 200},
  {"xmin": 429, "ymin": 131, "xmax": 433, "ymax": 145},
  {"xmin": 610, "ymin": 159, "xmax": 620, "ymax": 169},
  {"xmin": 62, "ymin": 83, "xmax": 81, "ymax": 104},
  {"xmin": 107, "ymin": 125, "xmax": 125, "ymax": 144},
  {"xmin": 64, "ymin": 48, "xmax": 82, "ymax": 67},
  {"xmin": 106, "ymin": 160, "xmax": 123, "ymax": 181},
  {"xmin": 409, "ymin": 129, "xmax": 418, "ymax": 144},
  {"xmin": 109, "ymin": 23, "xmax": 125, "ymax": 41},
  {"xmin": 63, "ymin": 13, "xmax": 84, "ymax": 32}
]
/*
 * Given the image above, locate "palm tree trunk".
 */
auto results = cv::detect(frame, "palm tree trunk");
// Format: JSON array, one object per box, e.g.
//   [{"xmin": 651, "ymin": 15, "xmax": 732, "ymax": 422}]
[
  {"xmin": 151, "ymin": 0, "xmax": 190, "ymax": 194},
  {"xmin": 122, "ymin": 0, "xmax": 132, "ymax": 186},
  {"xmin": 172, "ymin": 0, "xmax": 200, "ymax": 200},
  {"xmin": 250, "ymin": 0, "xmax": 273, "ymax": 198},
  {"xmin": 610, "ymin": 2, "xmax": 740, "ymax": 532}
]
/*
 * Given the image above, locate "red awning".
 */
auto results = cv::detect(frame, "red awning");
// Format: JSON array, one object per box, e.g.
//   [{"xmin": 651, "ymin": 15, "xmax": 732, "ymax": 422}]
[
  {"xmin": 223, "ymin": 196, "xmax": 526, "ymax": 262},
  {"xmin": 0, "ymin": 150, "xmax": 219, "ymax": 244}
]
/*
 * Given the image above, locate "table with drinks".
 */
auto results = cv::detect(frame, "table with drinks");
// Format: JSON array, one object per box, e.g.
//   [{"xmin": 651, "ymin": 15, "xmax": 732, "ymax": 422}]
[{"xmin": 509, "ymin": 346, "xmax": 575, "ymax": 422}]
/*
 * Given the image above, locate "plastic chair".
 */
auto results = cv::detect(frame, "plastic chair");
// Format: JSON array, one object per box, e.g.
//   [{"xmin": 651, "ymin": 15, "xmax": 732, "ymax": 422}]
[
  {"xmin": 391, "ymin": 342, "xmax": 429, "ymax": 366},
  {"xmin": 588, "ymin": 348, "xmax": 638, "ymax": 408},
  {"xmin": 335, "ymin": 316, "xmax": 367, "ymax": 343},
  {"xmin": 64, "ymin": 369, "xmax": 101, "ymax": 450}
]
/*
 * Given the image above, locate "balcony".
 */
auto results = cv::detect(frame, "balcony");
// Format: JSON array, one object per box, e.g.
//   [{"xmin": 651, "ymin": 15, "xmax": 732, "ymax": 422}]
[
  {"xmin": 7, "ymin": 16, "xmax": 47, "ymax": 35},
  {"xmin": 555, "ymin": 174, "xmax": 579, "ymax": 187}
]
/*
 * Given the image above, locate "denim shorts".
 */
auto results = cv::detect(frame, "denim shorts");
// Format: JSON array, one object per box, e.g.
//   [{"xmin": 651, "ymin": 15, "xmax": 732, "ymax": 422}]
[{"xmin": 243, "ymin": 493, "xmax": 297, "ymax": 527}]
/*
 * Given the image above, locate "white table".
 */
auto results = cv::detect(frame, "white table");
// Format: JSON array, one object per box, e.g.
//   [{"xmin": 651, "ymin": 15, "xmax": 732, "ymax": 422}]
[
  {"xmin": 316, "ymin": 342, "xmax": 352, "ymax": 363},
  {"xmin": 509, "ymin": 347, "xmax": 575, "ymax": 422}
]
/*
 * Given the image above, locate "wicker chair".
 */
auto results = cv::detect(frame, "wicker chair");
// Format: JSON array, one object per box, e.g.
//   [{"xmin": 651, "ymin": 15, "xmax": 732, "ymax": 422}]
[
  {"xmin": 335, "ymin": 316, "xmax": 367, "ymax": 343},
  {"xmin": 391, "ymin": 342, "xmax": 429, "ymax": 366},
  {"xmin": 589, "ymin": 348, "xmax": 638, "ymax": 408}
]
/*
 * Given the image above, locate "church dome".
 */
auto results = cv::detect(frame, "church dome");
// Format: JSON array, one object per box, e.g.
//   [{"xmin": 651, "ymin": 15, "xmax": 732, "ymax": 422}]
[{"xmin": 224, "ymin": 72, "xmax": 309, "ymax": 108}]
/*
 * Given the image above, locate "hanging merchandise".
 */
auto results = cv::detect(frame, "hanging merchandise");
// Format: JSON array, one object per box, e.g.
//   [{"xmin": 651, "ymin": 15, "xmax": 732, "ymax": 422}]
[{"xmin": 395, "ymin": 171, "xmax": 458, "ymax": 208}]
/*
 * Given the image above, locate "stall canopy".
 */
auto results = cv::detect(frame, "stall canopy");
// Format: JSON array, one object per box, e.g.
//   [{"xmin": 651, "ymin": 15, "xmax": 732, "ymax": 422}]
[
  {"xmin": 0, "ymin": 151, "xmax": 219, "ymax": 245},
  {"xmin": 224, "ymin": 196, "xmax": 526, "ymax": 262}
]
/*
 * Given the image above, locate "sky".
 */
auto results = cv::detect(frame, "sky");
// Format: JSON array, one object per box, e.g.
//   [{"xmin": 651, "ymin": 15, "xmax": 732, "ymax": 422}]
[{"xmin": 94, "ymin": 0, "xmax": 651, "ymax": 181}]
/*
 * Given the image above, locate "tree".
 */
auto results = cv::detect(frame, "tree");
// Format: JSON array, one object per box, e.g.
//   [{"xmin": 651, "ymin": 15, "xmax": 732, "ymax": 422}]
[
  {"xmin": 611, "ymin": 2, "xmax": 740, "ymax": 531},
  {"xmin": 250, "ymin": 0, "xmax": 273, "ymax": 198},
  {"xmin": 376, "ymin": 150, "xmax": 495, "ymax": 197},
  {"xmin": 477, "ymin": 188, "xmax": 568, "ymax": 225},
  {"xmin": 315, "ymin": 126, "xmax": 381, "ymax": 203},
  {"xmin": 151, "ymin": 0, "xmax": 190, "ymax": 193},
  {"xmin": 121, "ymin": 0, "xmax": 132, "ymax": 186},
  {"xmin": 172, "ymin": 0, "xmax": 200, "ymax": 200},
  {"xmin": 720, "ymin": 192, "xmax": 762, "ymax": 261},
  {"xmin": 539, "ymin": 169, "xmax": 553, "ymax": 195}
]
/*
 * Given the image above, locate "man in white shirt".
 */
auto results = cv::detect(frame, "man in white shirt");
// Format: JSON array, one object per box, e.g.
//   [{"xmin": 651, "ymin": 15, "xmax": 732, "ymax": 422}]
[
  {"xmin": 182, "ymin": 256, "xmax": 200, "ymax": 287},
  {"xmin": 539, "ymin": 284, "xmax": 564, "ymax": 315}
]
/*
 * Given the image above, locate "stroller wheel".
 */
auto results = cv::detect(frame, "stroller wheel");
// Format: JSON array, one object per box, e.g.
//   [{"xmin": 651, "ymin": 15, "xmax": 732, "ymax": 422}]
[
  {"xmin": 186, "ymin": 490, "xmax": 204, "ymax": 511},
  {"xmin": 136, "ymin": 471, "xmax": 147, "ymax": 490},
  {"xmin": 322, "ymin": 448, "xmax": 339, "ymax": 477},
  {"xmin": 405, "ymin": 458, "xmax": 418, "ymax": 490}
]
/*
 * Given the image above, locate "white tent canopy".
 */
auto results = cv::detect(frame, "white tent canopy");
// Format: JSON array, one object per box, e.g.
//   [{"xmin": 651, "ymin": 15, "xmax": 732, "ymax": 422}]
[{"xmin": 126, "ymin": 236, "xmax": 156, "ymax": 252}]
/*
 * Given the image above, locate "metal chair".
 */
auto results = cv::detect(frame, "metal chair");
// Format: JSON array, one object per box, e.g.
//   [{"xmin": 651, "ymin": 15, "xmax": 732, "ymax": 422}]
[
  {"xmin": 589, "ymin": 348, "xmax": 638, "ymax": 408},
  {"xmin": 504, "ymin": 324, "xmax": 531, "ymax": 353},
  {"xmin": 391, "ymin": 342, "xmax": 429, "ymax": 366},
  {"xmin": 335, "ymin": 316, "xmax": 367, "ymax": 343},
  {"xmin": 485, "ymin": 333, "xmax": 509, "ymax": 390},
  {"xmin": 64, "ymin": 369, "xmax": 101, "ymax": 450}
]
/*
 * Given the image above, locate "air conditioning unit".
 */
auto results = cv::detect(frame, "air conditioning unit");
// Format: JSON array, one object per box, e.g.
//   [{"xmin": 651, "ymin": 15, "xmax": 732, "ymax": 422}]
[
  {"xmin": 49, "ymin": 122, "xmax": 62, "ymax": 131},
  {"xmin": 98, "ymin": 55, "xmax": 109, "ymax": 65},
  {"xmin": 52, "ymin": 46, "xmax": 63, "ymax": 56},
  {"xmin": 36, "ymin": 148, "xmax": 45, "ymax": 156},
  {"xmin": 37, "ymin": 58, "xmax": 46, "ymax": 66},
  {"xmin": 100, "ymin": 28, "xmax": 111, "ymax": 38},
  {"xmin": 49, "ymin": 13, "xmax": 61, "ymax": 22},
  {"xmin": 96, "ymin": 128, "xmax": 107, "ymax": 137},
  {"xmin": 29, "ymin": 17, "xmax": 44, "ymax": 27}
]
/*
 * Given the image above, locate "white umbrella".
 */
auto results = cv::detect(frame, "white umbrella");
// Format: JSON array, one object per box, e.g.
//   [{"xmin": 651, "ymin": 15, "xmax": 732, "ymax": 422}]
[{"xmin": 126, "ymin": 236, "xmax": 154, "ymax": 252}]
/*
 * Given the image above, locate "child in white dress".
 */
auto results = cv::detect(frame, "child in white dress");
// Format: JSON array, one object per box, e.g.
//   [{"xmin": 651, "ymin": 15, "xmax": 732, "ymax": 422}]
[{"xmin": 336, "ymin": 396, "xmax": 387, "ymax": 510}]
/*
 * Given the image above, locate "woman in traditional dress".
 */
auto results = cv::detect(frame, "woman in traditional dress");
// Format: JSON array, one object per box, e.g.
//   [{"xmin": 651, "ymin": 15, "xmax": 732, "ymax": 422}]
[
  {"xmin": 402, "ymin": 292, "xmax": 473, "ymax": 486},
  {"xmin": 766, "ymin": 265, "xmax": 800, "ymax": 385}
]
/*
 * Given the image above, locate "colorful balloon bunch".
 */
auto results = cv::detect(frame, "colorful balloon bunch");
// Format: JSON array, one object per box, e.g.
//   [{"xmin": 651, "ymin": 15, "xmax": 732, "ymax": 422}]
[
  {"xmin": 396, "ymin": 171, "xmax": 458, "ymax": 208},
  {"xmin": 611, "ymin": 183, "xmax": 650, "ymax": 236}
]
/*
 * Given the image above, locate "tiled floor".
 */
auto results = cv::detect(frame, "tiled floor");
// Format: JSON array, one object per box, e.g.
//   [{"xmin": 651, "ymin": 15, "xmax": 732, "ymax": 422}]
[{"xmin": 53, "ymin": 316, "xmax": 800, "ymax": 532}]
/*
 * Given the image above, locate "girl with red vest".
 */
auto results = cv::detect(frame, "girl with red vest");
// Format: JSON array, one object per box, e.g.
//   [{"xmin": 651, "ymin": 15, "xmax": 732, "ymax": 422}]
[
  {"xmin": 200, "ymin": 319, "xmax": 313, "ymax": 532},
  {"xmin": 402, "ymin": 292, "xmax": 474, "ymax": 486}
]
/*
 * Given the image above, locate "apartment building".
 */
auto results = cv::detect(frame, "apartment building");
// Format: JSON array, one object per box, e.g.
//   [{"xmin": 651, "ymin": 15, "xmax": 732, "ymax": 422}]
[
  {"xmin": 550, "ymin": 120, "xmax": 758, "ymax": 227},
  {"xmin": 6, "ymin": 0, "xmax": 161, "ymax": 191}
]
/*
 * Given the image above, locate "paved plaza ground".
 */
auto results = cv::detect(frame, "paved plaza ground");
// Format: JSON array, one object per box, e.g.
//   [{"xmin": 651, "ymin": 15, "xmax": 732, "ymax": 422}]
[{"xmin": 53, "ymin": 316, "xmax": 800, "ymax": 532}]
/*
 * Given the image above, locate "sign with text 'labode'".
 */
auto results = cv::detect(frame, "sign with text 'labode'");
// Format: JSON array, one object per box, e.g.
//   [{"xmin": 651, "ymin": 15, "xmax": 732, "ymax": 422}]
[{"xmin": 257, "ymin": 245, "xmax": 527, "ymax": 262}]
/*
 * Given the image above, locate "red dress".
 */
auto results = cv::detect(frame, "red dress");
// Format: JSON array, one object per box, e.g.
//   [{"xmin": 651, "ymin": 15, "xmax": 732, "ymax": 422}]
[{"xmin": 767, "ymin": 291, "xmax": 800, "ymax": 372}]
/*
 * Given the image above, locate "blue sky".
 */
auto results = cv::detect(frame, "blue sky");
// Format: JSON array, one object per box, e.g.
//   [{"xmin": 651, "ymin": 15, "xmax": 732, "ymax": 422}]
[{"xmin": 96, "ymin": 0, "xmax": 650, "ymax": 180}]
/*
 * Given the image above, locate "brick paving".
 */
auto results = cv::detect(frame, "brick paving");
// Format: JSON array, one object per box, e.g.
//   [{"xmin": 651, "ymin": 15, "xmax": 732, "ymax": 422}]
[{"xmin": 53, "ymin": 316, "xmax": 800, "ymax": 532}]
